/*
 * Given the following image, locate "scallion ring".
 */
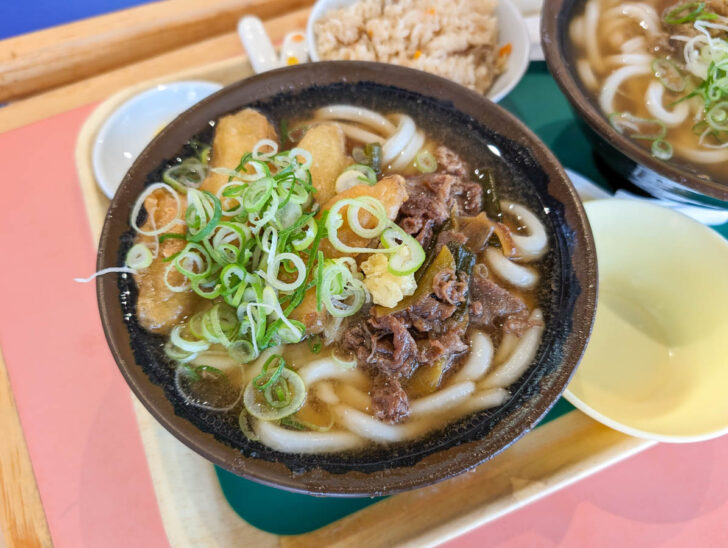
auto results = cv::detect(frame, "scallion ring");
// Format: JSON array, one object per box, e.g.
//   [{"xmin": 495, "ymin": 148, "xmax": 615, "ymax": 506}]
[
  {"xmin": 290, "ymin": 217, "xmax": 318, "ymax": 251},
  {"xmin": 381, "ymin": 225, "xmax": 426, "ymax": 276},
  {"xmin": 652, "ymin": 139, "xmax": 674, "ymax": 160},
  {"xmin": 414, "ymin": 150, "xmax": 437, "ymax": 173},
  {"xmin": 244, "ymin": 367, "xmax": 306, "ymax": 421},
  {"xmin": 125, "ymin": 243, "xmax": 153, "ymax": 269}
]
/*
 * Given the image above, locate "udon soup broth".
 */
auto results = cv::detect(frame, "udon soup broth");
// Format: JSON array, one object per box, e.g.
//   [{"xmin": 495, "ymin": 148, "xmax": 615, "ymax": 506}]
[
  {"xmin": 570, "ymin": 0, "xmax": 728, "ymax": 182},
  {"xmin": 123, "ymin": 101, "xmax": 550, "ymax": 455}
]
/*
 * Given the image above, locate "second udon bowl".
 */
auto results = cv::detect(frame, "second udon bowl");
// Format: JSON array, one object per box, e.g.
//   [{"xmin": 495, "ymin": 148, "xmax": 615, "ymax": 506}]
[
  {"xmin": 542, "ymin": 0, "xmax": 728, "ymax": 209},
  {"xmin": 96, "ymin": 61, "xmax": 596, "ymax": 496}
]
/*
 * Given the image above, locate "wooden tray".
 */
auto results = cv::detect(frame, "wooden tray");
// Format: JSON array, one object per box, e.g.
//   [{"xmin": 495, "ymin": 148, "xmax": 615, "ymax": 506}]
[{"xmin": 74, "ymin": 57, "xmax": 656, "ymax": 547}]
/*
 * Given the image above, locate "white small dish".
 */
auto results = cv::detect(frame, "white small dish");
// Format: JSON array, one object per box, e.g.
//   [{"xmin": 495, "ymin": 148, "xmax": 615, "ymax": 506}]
[
  {"xmin": 565, "ymin": 200, "xmax": 728, "ymax": 442},
  {"xmin": 93, "ymin": 81, "xmax": 223, "ymax": 198},
  {"xmin": 304, "ymin": 0, "xmax": 530, "ymax": 102}
]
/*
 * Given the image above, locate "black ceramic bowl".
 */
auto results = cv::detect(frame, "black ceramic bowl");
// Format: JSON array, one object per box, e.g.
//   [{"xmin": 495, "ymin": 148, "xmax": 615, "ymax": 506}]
[
  {"xmin": 96, "ymin": 61, "xmax": 597, "ymax": 496},
  {"xmin": 542, "ymin": 0, "xmax": 728, "ymax": 209}
]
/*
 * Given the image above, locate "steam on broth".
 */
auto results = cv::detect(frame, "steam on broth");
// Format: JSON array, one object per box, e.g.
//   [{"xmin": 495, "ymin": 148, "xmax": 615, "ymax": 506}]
[
  {"xmin": 125, "ymin": 104, "xmax": 548, "ymax": 454},
  {"xmin": 570, "ymin": 0, "xmax": 728, "ymax": 180}
]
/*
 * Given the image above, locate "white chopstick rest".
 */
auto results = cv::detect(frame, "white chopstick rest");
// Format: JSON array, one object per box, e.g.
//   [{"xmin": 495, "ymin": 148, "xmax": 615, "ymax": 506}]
[
  {"xmin": 238, "ymin": 16, "xmax": 279, "ymax": 73},
  {"xmin": 281, "ymin": 31, "xmax": 309, "ymax": 67}
]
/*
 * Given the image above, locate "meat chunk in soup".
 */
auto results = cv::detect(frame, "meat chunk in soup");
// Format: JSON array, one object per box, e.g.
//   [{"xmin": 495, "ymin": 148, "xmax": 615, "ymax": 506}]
[
  {"xmin": 399, "ymin": 155, "xmax": 482, "ymax": 247},
  {"xmin": 469, "ymin": 267, "xmax": 531, "ymax": 336}
]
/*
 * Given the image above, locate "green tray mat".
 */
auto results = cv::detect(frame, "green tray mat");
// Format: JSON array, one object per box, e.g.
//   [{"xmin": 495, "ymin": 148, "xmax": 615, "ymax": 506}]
[{"xmin": 215, "ymin": 62, "xmax": 728, "ymax": 536}]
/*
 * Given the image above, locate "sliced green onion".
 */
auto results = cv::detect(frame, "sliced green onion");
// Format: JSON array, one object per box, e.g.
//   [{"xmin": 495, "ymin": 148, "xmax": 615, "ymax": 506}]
[
  {"xmin": 186, "ymin": 189, "xmax": 222, "ymax": 242},
  {"xmin": 364, "ymin": 143, "xmax": 382, "ymax": 174},
  {"xmin": 159, "ymin": 233, "xmax": 186, "ymax": 244},
  {"xmin": 352, "ymin": 146, "xmax": 368, "ymax": 164},
  {"xmin": 652, "ymin": 139, "xmax": 674, "ymax": 160},
  {"xmin": 253, "ymin": 354, "xmax": 285, "ymax": 391},
  {"xmin": 173, "ymin": 242, "xmax": 212, "ymax": 280},
  {"xmin": 196, "ymin": 365, "xmax": 225, "ymax": 376},
  {"xmin": 198, "ymin": 145, "xmax": 211, "ymax": 165},
  {"xmin": 345, "ymin": 163, "xmax": 377, "ymax": 184},
  {"xmin": 318, "ymin": 259, "xmax": 367, "ymax": 318},
  {"xmin": 279, "ymin": 415, "xmax": 333, "ymax": 432},
  {"xmin": 334, "ymin": 164, "xmax": 377, "ymax": 193},
  {"xmin": 652, "ymin": 58, "xmax": 686, "ymax": 93},
  {"xmin": 706, "ymin": 102, "xmax": 728, "ymax": 132},
  {"xmin": 238, "ymin": 409, "xmax": 259, "ymax": 440},
  {"xmin": 290, "ymin": 217, "xmax": 317, "ymax": 251},
  {"xmin": 381, "ymin": 226, "xmax": 426, "ymax": 276},
  {"xmin": 275, "ymin": 201, "xmax": 303, "ymax": 230},
  {"xmin": 262, "ymin": 252, "xmax": 307, "ymax": 292},
  {"xmin": 130, "ymin": 182, "xmax": 183, "ymax": 237},
  {"xmin": 252, "ymin": 138, "xmax": 278, "ymax": 161},
  {"xmin": 287, "ymin": 147, "xmax": 313, "ymax": 171},
  {"xmin": 414, "ymin": 150, "xmax": 437, "ymax": 173},
  {"xmin": 261, "ymin": 287, "xmax": 304, "ymax": 342},
  {"xmin": 170, "ymin": 325, "xmax": 209, "ymax": 353},
  {"xmin": 307, "ymin": 334, "xmax": 322, "ymax": 354},
  {"xmin": 163, "ymin": 262, "xmax": 191, "ymax": 293},
  {"xmin": 326, "ymin": 198, "xmax": 392, "ymax": 254},
  {"xmin": 663, "ymin": 2, "xmax": 710, "ymax": 24},
  {"xmin": 164, "ymin": 340, "xmax": 197, "ymax": 363},
  {"xmin": 191, "ymin": 278, "xmax": 223, "ymax": 299},
  {"xmin": 228, "ymin": 340, "xmax": 257, "ymax": 363},
  {"xmin": 243, "ymin": 177, "xmax": 275, "ymax": 213},
  {"xmin": 125, "ymin": 243, "xmax": 153, "ymax": 269},
  {"xmin": 609, "ymin": 112, "xmax": 667, "ymax": 140},
  {"xmin": 244, "ymin": 367, "xmax": 306, "ymax": 420},
  {"xmin": 163, "ymin": 158, "xmax": 207, "ymax": 193}
]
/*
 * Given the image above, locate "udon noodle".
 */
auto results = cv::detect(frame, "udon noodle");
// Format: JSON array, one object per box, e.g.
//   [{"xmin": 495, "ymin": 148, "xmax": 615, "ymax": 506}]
[
  {"xmin": 570, "ymin": 0, "xmax": 728, "ymax": 180},
  {"xmin": 121, "ymin": 103, "xmax": 549, "ymax": 454}
]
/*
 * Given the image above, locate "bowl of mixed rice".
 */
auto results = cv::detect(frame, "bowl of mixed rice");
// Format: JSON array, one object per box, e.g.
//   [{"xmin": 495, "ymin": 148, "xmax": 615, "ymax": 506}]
[{"xmin": 307, "ymin": 0, "xmax": 530, "ymax": 101}]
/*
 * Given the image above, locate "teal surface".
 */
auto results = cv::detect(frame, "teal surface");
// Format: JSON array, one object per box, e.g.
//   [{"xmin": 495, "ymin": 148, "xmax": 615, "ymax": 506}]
[{"xmin": 214, "ymin": 62, "xmax": 726, "ymax": 535}]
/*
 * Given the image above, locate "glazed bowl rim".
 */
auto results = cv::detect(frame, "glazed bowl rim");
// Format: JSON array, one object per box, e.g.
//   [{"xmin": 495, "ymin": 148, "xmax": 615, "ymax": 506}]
[{"xmin": 96, "ymin": 61, "xmax": 597, "ymax": 496}]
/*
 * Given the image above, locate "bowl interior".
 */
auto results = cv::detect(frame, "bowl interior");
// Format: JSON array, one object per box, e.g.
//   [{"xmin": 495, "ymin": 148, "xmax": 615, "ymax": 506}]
[
  {"xmin": 305, "ymin": 0, "xmax": 530, "ymax": 102},
  {"xmin": 541, "ymin": 0, "xmax": 728, "ymax": 204},
  {"xmin": 566, "ymin": 200, "xmax": 728, "ymax": 442},
  {"xmin": 97, "ymin": 62, "xmax": 596, "ymax": 495}
]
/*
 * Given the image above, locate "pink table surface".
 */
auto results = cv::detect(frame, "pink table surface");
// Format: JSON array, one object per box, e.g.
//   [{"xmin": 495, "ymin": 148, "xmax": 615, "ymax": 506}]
[{"xmin": 0, "ymin": 104, "xmax": 727, "ymax": 548}]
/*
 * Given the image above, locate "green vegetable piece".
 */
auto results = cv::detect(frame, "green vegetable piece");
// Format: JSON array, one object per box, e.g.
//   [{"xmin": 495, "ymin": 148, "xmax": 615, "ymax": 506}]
[
  {"xmin": 365, "ymin": 142, "xmax": 383, "ymax": 175},
  {"xmin": 375, "ymin": 245, "xmax": 455, "ymax": 316},
  {"xmin": 474, "ymin": 168, "xmax": 503, "ymax": 222},
  {"xmin": 663, "ymin": 2, "xmax": 714, "ymax": 24}
]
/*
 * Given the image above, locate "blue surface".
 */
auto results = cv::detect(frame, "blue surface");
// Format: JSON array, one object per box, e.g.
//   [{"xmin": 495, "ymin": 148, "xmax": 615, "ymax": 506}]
[{"xmin": 0, "ymin": 0, "xmax": 154, "ymax": 40}]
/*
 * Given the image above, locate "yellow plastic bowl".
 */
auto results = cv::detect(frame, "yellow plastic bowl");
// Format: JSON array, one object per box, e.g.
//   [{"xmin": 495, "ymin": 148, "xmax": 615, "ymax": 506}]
[{"xmin": 565, "ymin": 200, "xmax": 728, "ymax": 442}]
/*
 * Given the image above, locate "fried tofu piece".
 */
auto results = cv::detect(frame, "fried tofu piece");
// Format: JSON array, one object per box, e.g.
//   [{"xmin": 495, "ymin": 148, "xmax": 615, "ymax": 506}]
[
  {"xmin": 200, "ymin": 108, "xmax": 278, "ymax": 195},
  {"xmin": 289, "ymin": 287, "xmax": 326, "ymax": 335},
  {"xmin": 134, "ymin": 189, "xmax": 201, "ymax": 334},
  {"xmin": 318, "ymin": 175, "xmax": 409, "ymax": 258},
  {"xmin": 298, "ymin": 123, "xmax": 349, "ymax": 205}
]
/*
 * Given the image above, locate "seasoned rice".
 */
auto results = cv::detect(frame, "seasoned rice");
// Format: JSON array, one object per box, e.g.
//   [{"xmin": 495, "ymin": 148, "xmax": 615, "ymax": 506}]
[{"xmin": 314, "ymin": 0, "xmax": 507, "ymax": 94}]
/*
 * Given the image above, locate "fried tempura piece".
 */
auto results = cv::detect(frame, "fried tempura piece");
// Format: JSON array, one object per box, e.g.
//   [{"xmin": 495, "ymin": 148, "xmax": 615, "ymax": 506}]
[
  {"xmin": 318, "ymin": 175, "xmax": 409, "ymax": 258},
  {"xmin": 298, "ymin": 124, "xmax": 349, "ymax": 205},
  {"xmin": 135, "ymin": 189, "xmax": 200, "ymax": 334},
  {"xmin": 289, "ymin": 288, "xmax": 326, "ymax": 335},
  {"xmin": 200, "ymin": 108, "xmax": 278, "ymax": 195}
]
